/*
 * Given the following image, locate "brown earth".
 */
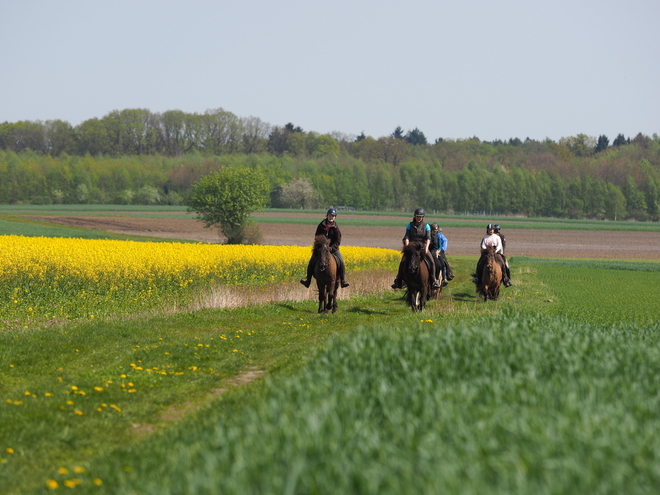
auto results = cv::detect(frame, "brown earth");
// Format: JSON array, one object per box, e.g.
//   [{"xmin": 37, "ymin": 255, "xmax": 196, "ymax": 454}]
[{"xmin": 25, "ymin": 213, "xmax": 660, "ymax": 259}]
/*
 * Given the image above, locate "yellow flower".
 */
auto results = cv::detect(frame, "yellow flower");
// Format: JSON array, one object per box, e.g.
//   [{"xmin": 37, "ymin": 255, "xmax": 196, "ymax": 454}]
[
  {"xmin": 94, "ymin": 386, "xmax": 104, "ymax": 392},
  {"xmin": 93, "ymin": 478, "xmax": 103, "ymax": 486},
  {"xmin": 46, "ymin": 480, "xmax": 59, "ymax": 489},
  {"xmin": 74, "ymin": 409, "xmax": 84, "ymax": 416},
  {"xmin": 6, "ymin": 448, "xmax": 14, "ymax": 454},
  {"xmin": 58, "ymin": 467, "xmax": 68, "ymax": 474},
  {"xmin": 73, "ymin": 466, "xmax": 85, "ymax": 473}
]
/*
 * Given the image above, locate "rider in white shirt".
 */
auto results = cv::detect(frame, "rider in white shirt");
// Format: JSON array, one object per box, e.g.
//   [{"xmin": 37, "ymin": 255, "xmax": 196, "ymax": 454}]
[{"xmin": 475, "ymin": 224, "xmax": 512, "ymax": 287}]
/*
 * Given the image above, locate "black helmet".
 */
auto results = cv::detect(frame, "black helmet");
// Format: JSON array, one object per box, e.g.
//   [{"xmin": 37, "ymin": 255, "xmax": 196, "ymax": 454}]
[
  {"xmin": 487, "ymin": 223, "xmax": 494, "ymax": 231},
  {"xmin": 430, "ymin": 222, "xmax": 439, "ymax": 231},
  {"xmin": 414, "ymin": 208, "xmax": 425, "ymax": 217},
  {"xmin": 326, "ymin": 208, "xmax": 337, "ymax": 216},
  {"xmin": 494, "ymin": 224, "xmax": 501, "ymax": 232}
]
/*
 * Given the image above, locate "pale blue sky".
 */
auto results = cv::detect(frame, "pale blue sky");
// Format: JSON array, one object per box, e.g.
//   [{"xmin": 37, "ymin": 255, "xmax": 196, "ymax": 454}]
[{"xmin": 1, "ymin": 0, "xmax": 658, "ymax": 142}]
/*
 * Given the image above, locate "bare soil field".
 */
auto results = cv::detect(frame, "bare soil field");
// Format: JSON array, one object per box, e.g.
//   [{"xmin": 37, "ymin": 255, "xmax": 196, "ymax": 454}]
[{"xmin": 26, "ymin": 213, "xmax": 660, "ymax": 259}]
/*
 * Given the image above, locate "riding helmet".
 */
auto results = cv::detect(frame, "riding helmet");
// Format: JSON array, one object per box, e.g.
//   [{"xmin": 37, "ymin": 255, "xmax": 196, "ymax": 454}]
[
  {"xmin": 326, "ymin": 208, "xmax": 337, "ymax": 216},
  {"xmin": 494, "ymin": 224, "xmax": 501, "ymax": 232},
  {"xmin": 430, "ymin": 222, "xmax": 439, "ymax": 231},
  {"xmin": 414, "ymin": 208, "xmax": 425, "ymax": 217},
  {"xmin": 486, "ymin": 223, "xmax": 494, "ymax": 231}
]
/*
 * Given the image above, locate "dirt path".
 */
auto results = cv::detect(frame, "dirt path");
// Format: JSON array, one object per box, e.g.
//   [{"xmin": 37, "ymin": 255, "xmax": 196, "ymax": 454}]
[{"xmin": 24, "ymin": 214, "xmax": 660, "ymax": 259}]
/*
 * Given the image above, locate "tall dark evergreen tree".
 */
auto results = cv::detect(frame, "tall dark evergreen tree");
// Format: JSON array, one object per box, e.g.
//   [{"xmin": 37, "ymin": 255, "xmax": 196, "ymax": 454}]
[
  {"xmin": 612, "ymin": 133, "xmax": 628, "ymax": 147},
  {"xmin": 391, "ymin": 126, "xmax": 405, "ymax": 140},
  {"xmin": 405, "ymin": 128, "xmax": 427, "ymax": 145},
  {"xmin": 595, "ymin": 135, "xmax": 609, "ymax": 153}
]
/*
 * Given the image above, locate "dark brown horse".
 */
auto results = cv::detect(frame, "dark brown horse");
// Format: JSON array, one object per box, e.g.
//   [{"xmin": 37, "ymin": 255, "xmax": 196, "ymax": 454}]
[
  {"xmin": 401, "ymin": 241, "xmax": 438, "ymax": 312},
  {"xmin": 312, "ymin": 234, "xmax": 339, "ymax": 314},
  {"xmin": 476, "ymin": 246, "xmax": 503, "ymax": 301}
]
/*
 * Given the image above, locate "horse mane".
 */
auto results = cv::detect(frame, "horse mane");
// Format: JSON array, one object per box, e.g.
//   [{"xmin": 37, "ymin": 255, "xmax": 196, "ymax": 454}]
[
  {"xmin": 403, "ymin": 241, "xmax": 425, "ymax": 256},
  {"xmin": 312, "ymin": 234, "xmax": 329, "ymax": 256}
]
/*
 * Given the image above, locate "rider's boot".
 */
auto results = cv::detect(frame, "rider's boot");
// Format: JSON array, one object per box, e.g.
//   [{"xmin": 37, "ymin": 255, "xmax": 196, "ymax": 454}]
[
  {"xmin": 431, "ymin": 276, "xmax": 442, "ymax": 290},
  {"xmin": 391, "ymin": 278, "xmax": 402, "ymax": 289},
  {"xmin": 300, "ymin": 259, "xmax": 314, "ymax": 288},
  {"xmin": 504, "ymin": 266, "xmax": 513, "ymax": 287},
  {"xmin": 341, "ymin": 280, "xmax": 350, "ymax": 288}
]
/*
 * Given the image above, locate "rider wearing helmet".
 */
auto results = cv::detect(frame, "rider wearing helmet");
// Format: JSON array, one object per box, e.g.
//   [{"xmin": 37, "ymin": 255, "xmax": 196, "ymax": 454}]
[
  {"xmin": 474, "ymin": 224, "xmax": 512, "ymax": 287},
  {"xmin": 391, "ymin": 208, "xmax": 442, "ymax": 290},
  {"xmin": 300, "ymin": 208, "xmax": 350, "ymax": 289},
  {"xmin": 429, "ymin": 222, "xmax": 454, "ymax": 286}
]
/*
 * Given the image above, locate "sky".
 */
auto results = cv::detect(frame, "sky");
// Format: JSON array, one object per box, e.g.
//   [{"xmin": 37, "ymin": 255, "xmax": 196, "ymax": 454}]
[{"xmin": 1, "ymin": 0, "xmax": 658, "ymax": 143}]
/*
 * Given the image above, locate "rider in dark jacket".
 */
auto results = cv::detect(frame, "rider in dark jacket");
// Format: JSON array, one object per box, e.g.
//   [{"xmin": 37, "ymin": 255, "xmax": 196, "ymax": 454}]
[
  {"xmin": 391, "ymin": 208, "xmax": 441, "ymax": 290},
  {"xmin": 300, "ymin": 208, "xmax": 349, "ymax": 289}
]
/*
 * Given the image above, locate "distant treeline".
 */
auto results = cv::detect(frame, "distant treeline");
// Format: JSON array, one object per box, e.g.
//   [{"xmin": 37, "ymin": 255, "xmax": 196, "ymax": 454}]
[{"xmin": 1, "ymin": 108, "xmax": 659, "ymax": 220}]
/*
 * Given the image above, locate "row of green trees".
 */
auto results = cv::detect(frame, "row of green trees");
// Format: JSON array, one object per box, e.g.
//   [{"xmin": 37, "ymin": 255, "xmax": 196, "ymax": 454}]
[
  {"xmin": 2, "ymin": 141, "xmax": 659, "ymax": 220},
  {"xmin": 1, "ymin": 108, "xmax": 656, "ymax": 161}
]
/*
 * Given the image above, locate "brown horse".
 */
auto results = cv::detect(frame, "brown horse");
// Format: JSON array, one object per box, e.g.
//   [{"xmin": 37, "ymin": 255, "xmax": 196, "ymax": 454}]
[
  {"xmin": 312, "ymin": 234, "xmax": 339, "ymax": 314},
  {"xmin": 401, "ymin": 241, "xmax": 438, "ymax": 312},
  {"xmin": 476, "ymin": 246, "xmax": 502, "ymax": 301}
]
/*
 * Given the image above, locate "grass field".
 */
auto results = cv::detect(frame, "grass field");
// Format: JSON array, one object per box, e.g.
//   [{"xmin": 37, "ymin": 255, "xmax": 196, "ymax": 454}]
[
  {"xmin": 2, "ymin": 205, "xmax": 660, "ymax": 232},
  {"xmin": 1, "ymin": 210, "xmax": 660, "ymax": 494}
]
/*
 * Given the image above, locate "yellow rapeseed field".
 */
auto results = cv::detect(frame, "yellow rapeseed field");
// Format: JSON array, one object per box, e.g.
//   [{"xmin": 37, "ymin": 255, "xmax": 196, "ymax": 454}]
[{"xmin": 0, "ymin": 236, "xmax": 399, "ymax": 323}]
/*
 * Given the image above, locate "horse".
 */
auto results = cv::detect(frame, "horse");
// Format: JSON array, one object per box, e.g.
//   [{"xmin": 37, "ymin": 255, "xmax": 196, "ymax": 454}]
[
  {"xmin": 476, "ymin": 246, "xmax": 502, "ymax": 301},
  {"xmin": 401, "ymin": 241, "xmax": 438, "ymax": 312},
  {"xmin": 312, "ymin": 234, "xmax": 339, "ymax": 314}
]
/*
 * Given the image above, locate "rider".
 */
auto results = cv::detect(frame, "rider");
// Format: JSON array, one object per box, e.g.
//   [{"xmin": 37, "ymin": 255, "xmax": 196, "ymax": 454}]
[
  {"xmin": 300, "ymin": 208, "xmax": 350, "ymax": 289},
  {"xmin": 429, "ymin": 223, "xmax": 454, "ymax": 287},
  {"xmin": 493, "ymin": 224, "xmax": 512, "ymax": 284},
  {"xmin": 391, "ymin": 208, "xmax": 442, "ymax": 290},
  {"xmin": 475, "ymin": 224, "xmax": 512, "ymax": 287}
]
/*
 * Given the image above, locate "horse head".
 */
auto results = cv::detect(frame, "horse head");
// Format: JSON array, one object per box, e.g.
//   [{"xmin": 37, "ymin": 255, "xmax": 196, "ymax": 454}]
[
  {"xmin": 403, "ymin": 241, "xmax": 424, "ymax": 274},
  {"xmin": 313, "ymin": 235, "xmax": 331, "ymax": 272},
  {"xmin": 485, "ymin": 246, "xmax": 497, "ymax": 272}
]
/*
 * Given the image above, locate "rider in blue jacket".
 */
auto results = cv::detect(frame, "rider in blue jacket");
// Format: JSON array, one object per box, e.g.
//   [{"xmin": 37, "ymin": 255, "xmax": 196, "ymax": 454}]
[{"xmin": 430, "ymin": 223, "xmax": 454, "ymax": 286}]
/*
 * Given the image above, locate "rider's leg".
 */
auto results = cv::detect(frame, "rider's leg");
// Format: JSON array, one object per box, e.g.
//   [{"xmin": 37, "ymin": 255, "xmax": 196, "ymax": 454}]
[
  {"xmin": 427, "ymin": 254, "xmax": 442, "ymax": 289},
  {"xmin": 300, "ymin": 255, "xmax": 315, "ymax": 288},
  {"xmin": 335, "ymin": 250, "xmax": 349, "ymax": 288},
  {"xmin": 441, "ymin": 251, "xmax": 455, "ymax": 280},
  {"xmin": 392, "ymin": 259, "xmax": 405, "ymax": 289},
  {"xmin": 501, "ymin": 254, "xmax": 513, "ymax": 286},
  {"xmin": 475, "ymin": 256, "xmax": 486, "ymax": 284}
]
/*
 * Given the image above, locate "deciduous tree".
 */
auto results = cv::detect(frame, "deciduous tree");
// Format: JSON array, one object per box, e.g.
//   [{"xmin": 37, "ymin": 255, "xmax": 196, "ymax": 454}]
[{"xmin": 187, "ymin": 166, "xmax": 270, "ymax": 244}]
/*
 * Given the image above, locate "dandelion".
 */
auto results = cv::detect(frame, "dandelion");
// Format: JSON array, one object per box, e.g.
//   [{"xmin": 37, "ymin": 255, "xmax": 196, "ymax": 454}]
[
  {"xmin": 46, "ymin": 480, "xmax": 59, "ymax": 489},
  {"xmin": 94, "ymin": 386, "xmax": 104, "ymax": 392},
  {"xmin": 58, "ymin": 467, "xmax": 68, "ymax": 474},
  {"xmin": 73, "ymin": 466, "xmax": 85, "ymax": 473},
  {"xmin": 66, "ymin": 400, "xmax": 74, "ymax": 405},
  {"xmin": 74, "ymin": 409, "xmax": 84, "ymax": 416},
  {"xmin": 6, "ymin": 448, "xmax": 14, "ymax": 454},
  {"xmin": 93, "ymin": 478, "xmax": 103, "ymax": 486}
]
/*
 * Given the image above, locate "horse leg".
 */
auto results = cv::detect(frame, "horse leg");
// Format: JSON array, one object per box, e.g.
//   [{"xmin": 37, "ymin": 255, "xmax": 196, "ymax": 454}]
[{"xmin": 318, "ymin": 283, "xmax": 326, "ymax": 313}]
